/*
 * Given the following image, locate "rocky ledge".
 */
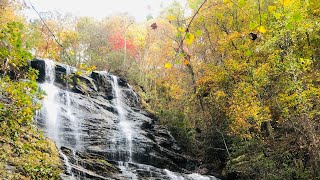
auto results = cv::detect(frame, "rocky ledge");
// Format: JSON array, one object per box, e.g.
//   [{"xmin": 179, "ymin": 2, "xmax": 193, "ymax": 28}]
[{"xmin": 31, "ymin": 59, "xmax": 215, "ymax": 179}]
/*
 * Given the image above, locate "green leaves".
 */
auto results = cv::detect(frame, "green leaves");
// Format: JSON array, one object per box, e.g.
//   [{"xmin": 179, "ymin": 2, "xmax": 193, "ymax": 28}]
[
  {"xmin": 188, "ymin": 0, "xmax": 203, "ymax": 9},
  {"xmin": 195, "ymin": 30, "xmax": 203, "ymax": 37},
  {"xmin": 244, "ymin": 49, "xmax": 253, "ymax": 56},
  {"xmin": 238, "ymin": 0, "xmax": 246, "ymax": 7},
  {"xmin": 292, "ymin": 12, "xmax": 302, "ymax": 22},
  {"xmin": 286, "ymin": 22, "xmax": 293, "ymax": 30}
]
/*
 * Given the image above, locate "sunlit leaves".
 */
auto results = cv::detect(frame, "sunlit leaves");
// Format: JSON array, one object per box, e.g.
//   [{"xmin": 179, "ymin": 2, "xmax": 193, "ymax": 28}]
[
  {"xmin": 195, "ymin": 29, "xmax": 203, "ymax": 36},
  {"xmin": 250, "ymin": 21, "xmax": 258, "ymax": 29},
  {"xmin": 168, "ymin": 14, "xmax": 176, "ymax": 21},
  {"xmin": 0, "ymin": 21, "xmax": 32, "ymax": 77},
  {"xmin": 257, "ymin": 26, "xmax": 267, "ymax": 33},
  {"xmin": 198, "ymin": 16, "xmax": 204, "ymax": 22},
  {"xmin": 228, "ymin": 82, "xmax": 271, "ymax": 138},
  {"xmin": 185, "ymin": 33, "xmax": 195, "ymax": 45},
  {"xmin": 281, "ymin": 0, "xmax": 292, "ymax": 6},
  {"xmin": 139, "ymin": 0, "xmax": 320, "ymax": 176},
  {"xmin": 268, "ymin": 6, "xmax": 277, "ymax": 12},
  {"xmin": 238, "ymin": 0, "xmax": 245, "ymax": 7},
  {"xmin": 244, "ymin": 49, "xmax": 253, "ymax": 56},
  {"xmin": 286, "ymin": 22, "xmax": 293, "ymax": 29},
  {"xmin": 216, "ymin": 13, "xmax": 223, "ymax": 20},
  {"xmin": 273, "ymin": 12, "xmax": 282, "ymax": 19},
  {"xmin": 298, "ymin": 58, "xmax": 312, "ymax": 71},
  {"xmin": 214, "ymin": 90, "xmax": 226, "ymax": 98},
  {"xmin": 188, "ymin": 0, "xmax": 202, "ymax": 9},
  {"xmin": 174, "ymin": 59, "xmax": 181, "ymax": 64},
  {"xmin": 292, "ymin": 12, "xmax": 302, "ymax": 22},
  {"xmin": 165, "ymin": 62, "xmax": 173, "ymax": 69},
  {"xmin": 178, "ymin": 27, "xmax": 185, "ymax": 33}
]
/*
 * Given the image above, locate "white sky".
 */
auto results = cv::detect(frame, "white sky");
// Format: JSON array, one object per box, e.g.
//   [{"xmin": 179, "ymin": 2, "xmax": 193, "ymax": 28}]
[{"xmin": 24, "ymin": 0, "xmax": 189, "ymax": 22}]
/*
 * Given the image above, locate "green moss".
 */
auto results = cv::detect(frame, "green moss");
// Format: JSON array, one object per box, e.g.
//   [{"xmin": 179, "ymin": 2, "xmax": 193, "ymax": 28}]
[{"xmin": 98, "ymin": 159, "xmax": 116, "ymax": 170}]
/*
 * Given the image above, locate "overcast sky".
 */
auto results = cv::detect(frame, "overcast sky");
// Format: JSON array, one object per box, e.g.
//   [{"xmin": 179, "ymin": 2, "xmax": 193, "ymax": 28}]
[{"xmin": 24, "ymin": 0, "xmax": 189, "ymax": 22}]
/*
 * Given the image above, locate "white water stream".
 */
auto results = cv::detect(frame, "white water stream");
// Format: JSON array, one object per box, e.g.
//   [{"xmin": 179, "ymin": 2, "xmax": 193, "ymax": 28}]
[
  {"xmin": 110, "ymin": 75, "xmax": 139, "ymax": 180},
  {"xmin": 38, "ymin": 60, "xmax": 76, "ymax": 179},
  {"xmin": 36, "ymin": 60, "xmax": 217, "ymax": 180}
]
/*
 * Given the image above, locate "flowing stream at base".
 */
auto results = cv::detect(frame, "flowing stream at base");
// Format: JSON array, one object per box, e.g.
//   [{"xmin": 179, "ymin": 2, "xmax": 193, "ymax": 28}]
[{"xmin": 36, "ymin": 60, "xmax": 217, "ymax": 180}]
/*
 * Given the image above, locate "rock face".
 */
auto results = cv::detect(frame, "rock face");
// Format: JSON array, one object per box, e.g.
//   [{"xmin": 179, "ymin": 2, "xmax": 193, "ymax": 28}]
[{"xmin": 33, "ymin": 59, "xmax": 217, "ymax": 180}]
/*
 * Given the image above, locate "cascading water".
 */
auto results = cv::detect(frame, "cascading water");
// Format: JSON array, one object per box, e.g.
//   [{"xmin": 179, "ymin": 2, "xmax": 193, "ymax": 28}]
[
  {"xmin": 34, "ymin": 59, "xmax": 218, "ymax": 180},
  {"xmin": 39, "ymin": 60, "xmax": 59, "ymax": 142},
  {"xmin": 111, "ymin": 75, "xmax": 138, "ymax": 180},
  {"xmin": 65, "ymin": 66, "xmax": 79, "ymax": 149},
  {"xmin": 37, "ymin": 60, "xmax": 77, "ymax": 179}
]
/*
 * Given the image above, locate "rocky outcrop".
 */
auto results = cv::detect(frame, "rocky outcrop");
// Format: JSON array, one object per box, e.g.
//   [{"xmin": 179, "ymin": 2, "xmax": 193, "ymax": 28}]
[
  {"xmin": 30, "ymin": 59, "xmax": 46, "ymax": 82},
  {"xmin": 32, "ymin": 59, "xmax": 216, "ymax": 180}
]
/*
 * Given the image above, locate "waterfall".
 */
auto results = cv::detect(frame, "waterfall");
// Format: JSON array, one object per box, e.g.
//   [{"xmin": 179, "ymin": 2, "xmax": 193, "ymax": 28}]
[
  {"xmin": 39, "ymin": 60, "xmax": 59, "ymax": 142},
  {"xmin": 64, "ymin": 66, "xmax": 79, "ymax": 179},
  {"xmin": 111, "ymin": 75, "xmax": 133, "ymax": 162},
  {"xmin": 111, "ymin": 75, "xmax": 139, "ymax": 180},
  {"xmin": 37, "ymin": 60, "xmax": 76, "ymax": 179},
  {"xmin": 33, "ymin": 59, "xmax": 218, "ymax": 180},
  {"xmin": 164, "ymin": 169, "xmax": 185, "ymax": 180}
]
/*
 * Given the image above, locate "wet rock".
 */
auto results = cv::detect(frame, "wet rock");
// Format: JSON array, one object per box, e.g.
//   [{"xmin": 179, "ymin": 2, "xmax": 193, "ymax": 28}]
[
  {"xmin": 32, "ymin": 59, "xmax": 215, "ymax": 180},
  {"xmin": 61, "ymin": 146, "xmax": 73, "ymax": 157},
  {"xmin": 54, "ymin": 63, "xmax": 68, "ymax": 87},
  {"xmin": 152, "ymin": 125, "xmax": 181, "ymax": 152},
  {"xmin": 122, "ymin": 89, "xmax": 140, "ymax": 108},
  {"xmin": 30, "ymin": 59, "xmax": 46, "ymax": 82},
  {"xmin": 72, "ymin": 74, "xmax": 97, "ymax": 95},
  {"xmin": 117, "ymin": 77, "xmax": 129, "ymax": 88},
  {"xmin": 91, "ymin": 71, "xmax": 114, "ymax": 99}
]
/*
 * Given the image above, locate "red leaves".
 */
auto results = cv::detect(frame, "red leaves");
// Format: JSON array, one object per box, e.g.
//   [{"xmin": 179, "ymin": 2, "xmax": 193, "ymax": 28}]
[{"xmin": 108, "ymin": 32, "xmax": 137, "ymax": 56}]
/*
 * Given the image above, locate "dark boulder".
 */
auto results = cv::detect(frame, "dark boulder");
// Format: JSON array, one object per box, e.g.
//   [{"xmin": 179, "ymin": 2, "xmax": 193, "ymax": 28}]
[
  {"xmin": 118, "ymin": 77, "xmax": 129, "ymax": 88},
  {"xmin": 91, "ymin": 71, "xmax": 114, "ymax": 100},
  {"xmin": 54, "ymin": 63, "xmax": 68, "ymax": 87},
  {"xmin": 30, "ymin": 59, "xmax": 46, "ymax": 82},
  {"xmin": 72, "ymin": 74, "xmax": 97, "ymax": 95}
]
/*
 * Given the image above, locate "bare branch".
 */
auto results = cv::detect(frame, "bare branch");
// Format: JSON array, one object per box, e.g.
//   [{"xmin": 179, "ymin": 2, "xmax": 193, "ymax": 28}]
[{"xmin": 28, "ymin": 0, "xmax": 63, "ymax": 48}]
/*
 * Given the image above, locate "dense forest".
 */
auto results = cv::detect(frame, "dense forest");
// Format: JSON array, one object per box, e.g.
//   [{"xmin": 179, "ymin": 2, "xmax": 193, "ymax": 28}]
[{"xmin": 0, "ymin": 0, "xmax": 319, "ymax": 179}]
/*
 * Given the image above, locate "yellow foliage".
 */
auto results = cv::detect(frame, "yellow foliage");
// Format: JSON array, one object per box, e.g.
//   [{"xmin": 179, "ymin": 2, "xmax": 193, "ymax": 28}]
[
  {"xmin": 257, "ymin": 26, "xmax": 267, "ymax": 33},
  {"xmin": 165, "ymin": 62, "xmax": 173, "ymax": 69},
  {"xmin": 214, "ymin": 90, "xmax": 227, "ymax": 98},
  {"xmin": 185, "ymin": 33, "xmax": 195, "ymax": 45},
  {"xmin": 281, "ymin": 0, "xmax": 292, "ymax": 6},
  {"xmin": 168, "ymin": 14, "xmax": 176, "ymax": 21},
  {"xmin": 273, "ymin": 12, "xmax": 282, "ymax": 19},
  {"xmin": 228, "ymin": 82, "xmax": 271, "ymax": 138},
  {"xmin": 178, "ymin": 27, "xmax": 185, "ymax": 33},
  {"xmin": 268, "ymin": 6, "xmax": 277, "ymax": 12}
]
